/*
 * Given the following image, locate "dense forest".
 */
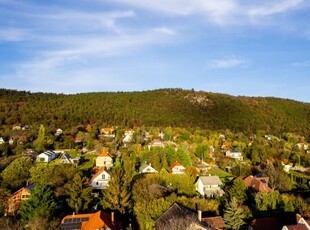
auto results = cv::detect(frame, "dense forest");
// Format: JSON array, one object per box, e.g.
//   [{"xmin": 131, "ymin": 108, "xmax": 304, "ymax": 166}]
[{"xmin": 1, "ymin": 88, "xmax": 310, "ymax": 136}]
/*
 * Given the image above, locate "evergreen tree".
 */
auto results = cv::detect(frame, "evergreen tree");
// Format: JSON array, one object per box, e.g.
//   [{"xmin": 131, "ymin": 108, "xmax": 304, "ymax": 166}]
[
  {"xmin": 19, "ymin": 184, "xmax": 58, "ymax": 221},
  {"xmin": 224, "ymin": 197, "xmax": 247, "ymax": 230},
  {"xmin": 101, "ymin": 166, "xmax": 131, "ymax": 214},
  {"xmin": 227, "ymin": 179, "xmax": 248, "ymax": 203},
  {"xmin": 33, "ymin": 124, "xmax": 46, "ymax": 152},
  {"xmin": 64, "ymin": 173, "xmax": 92, "ymax": 213}
]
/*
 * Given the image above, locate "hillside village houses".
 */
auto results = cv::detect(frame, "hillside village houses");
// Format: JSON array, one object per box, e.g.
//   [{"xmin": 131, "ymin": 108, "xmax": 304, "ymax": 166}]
[
  {"xmin": 243, "ymin": 175, "xmax": 272, "ymax": 193},
  {"xmin": 6, "ymin": 184, "xmax": 35, "ymax": 215},
  {"xmin": 170, "ymin": 161, "xmax": 186, "ymax": 175},
  {"xmin": 91, "ymin": 168, "xmax": 111, "ymax": 190},
  {"xmin": 225, "ymin": 149, "xmax": 243, "ymax": 161},
  {"xmin": 196, "ymin": 175, "xmax": 225, "ymax": 198},
  {"xmin": 59, "ymin": 152, "xmax": 80, "ymax": 164},
  {"xmin": 139, "ymin": 163, "xmax": 158, "ymax": 174},
  {"xmin": 36, "ymin": 150, "xmax": 58, "ymax": 163},
  {"xmin": 96, "ymin": 152, "xmax": 113, "ymax": 169}
]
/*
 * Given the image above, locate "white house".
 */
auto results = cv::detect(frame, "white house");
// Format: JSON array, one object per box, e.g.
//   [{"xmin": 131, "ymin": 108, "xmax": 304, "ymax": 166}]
[
  {"xmin": 0, "ymin": 137, "xmax": 5, "ymax": 145},
  {"xmin": 36, "ymin": 150, "xmax": 58, "ymax": 163},
  {"xmin": 139, "ymin": 163, "xmax": 158, "ymax": 174},
  {"xmin": 225, "ymin": 150, "xmax": 243, "ymax": 161},
  {"xmin": 55, "ymin": 128, "xmax": 63, "ymax": 136},
  {"xmin": 148, "ymin": 139, "xmax": 165, "ymax": 150},
  {"xmin": 91, "ymin": 168, "xmax": 110, "ymax": 190},
  {"xmin": 60, "ymin": 153, "xmax": 80, "ymax": 164},
  {"xmin": 196, "ymin": 175, "xmax": 225, "ymax": 198},
  {"xmin": 282, "ymin": 216, "xmax": 310, "ymax": 230},
  {"xmin": 170, "ymin": 161, "xmax": 186, "ymax": 175},
  {"xmin": 95, "ymin": 152, "xmax": 113, "ymax": 169}
]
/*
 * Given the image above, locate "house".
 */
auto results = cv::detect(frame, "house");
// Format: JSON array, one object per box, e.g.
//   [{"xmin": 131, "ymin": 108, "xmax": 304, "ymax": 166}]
[
  {"xmin": 0, "ymin": 137, "xmax": 5, "ymax": 144},
  {"xmin": 123, "ymin": 130, "xmax": 134, "ymax": 146},
  {"xmin": 170, "ymin": 161, "xmax": 186, "ymax": 175},
  {"xmin": 282, "ymin": 216, "xmax": 310, "ymax": 230},
  {"xmin": 148, "ymin": 139, "xmax": 165, "ymax": 150},
  {"xmin": 100, "ymin": 128, "xmax": 115, "ymax": 138},
  {"xmin": 155, "ymin": 203, "xmax": 209, "ymax": 230},
  {"xmin": 60, "ymin": 211, "xmax": 122, "ymax": 230},
  {"xmin": 36, "ymin": 150, "xmax": 58, "ymax": 163},
  {"xmin": 60, "ymin": 153, "xmax": 80, "ymax": 164},
  {"xmin": 243, "ymin": 175, "xmax": 272, "ymax": 193},
  {"xmin": 202, "ymin": 216, "xmax": 225, "ymax": 230},
  {"xmin": 139, "ymin": 163, "xmax": 158, "ymax": 174},
  {"xmin": 6, "ymin": 184, "xmax": 35, "ymax": 215},
  {"xmin": 55, "ymin": 128, "xmax": 63, "ymax": 136},
  {"xmin": 91, "ymin": 168, "xmax": 111, "ymax": 190},
  {"xmin": 96, "ymin": 152, "xmax": 113, "ymax": 169},
  {"xmin": 196, "ymin": 175, "xmax": 225, "ymax": 198},
  {"xmin": 225, "ymin": 150, "xmax": 243, "ymax": 161}
]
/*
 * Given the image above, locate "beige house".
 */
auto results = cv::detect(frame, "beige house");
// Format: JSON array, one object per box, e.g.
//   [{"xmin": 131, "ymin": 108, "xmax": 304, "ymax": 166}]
[{"xmin": 96, "ymin": 152, "xmax": 113, "ymax": 169}]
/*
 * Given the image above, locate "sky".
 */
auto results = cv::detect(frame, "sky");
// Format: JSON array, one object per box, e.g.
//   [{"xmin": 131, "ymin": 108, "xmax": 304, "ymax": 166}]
[{"xmin": 1, "ymin": 0, "xmax": 310, "ymax": 102}]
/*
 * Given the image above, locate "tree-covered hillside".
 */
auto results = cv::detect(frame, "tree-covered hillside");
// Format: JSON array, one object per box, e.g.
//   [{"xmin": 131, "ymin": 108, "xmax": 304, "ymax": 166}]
[{"xmin": 1, "ymin": 88, "xmax": 310, "ymax": 135}]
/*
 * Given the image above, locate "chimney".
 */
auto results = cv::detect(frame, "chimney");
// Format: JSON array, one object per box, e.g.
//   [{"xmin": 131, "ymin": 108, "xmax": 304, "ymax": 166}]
[
  {"xmin": 111, "ymin": 212, "xmax": 114, "ymax": 224},
  {"xmin": 72, "ymin": 212, "xmax": 75, "ymax": 217},
  {"xmin": 198, "ymin": 210, "xmax": 202, "ymax": 222}
]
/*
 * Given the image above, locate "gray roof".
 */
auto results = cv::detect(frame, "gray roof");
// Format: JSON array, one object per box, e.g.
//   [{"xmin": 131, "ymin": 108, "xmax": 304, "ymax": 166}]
[{"xmin": 199, "ymin": 176, "xmax": 223, "ymax": 186}]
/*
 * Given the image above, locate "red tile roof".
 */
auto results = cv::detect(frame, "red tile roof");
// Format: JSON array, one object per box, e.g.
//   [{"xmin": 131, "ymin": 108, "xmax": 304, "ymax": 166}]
[
  {"xmin": 170, "ymin": 161, "xmax": 184, "ymax": 170},
  {"xmin": 98, "ymin": 152, "xmax": 111, "ymax": 157}
]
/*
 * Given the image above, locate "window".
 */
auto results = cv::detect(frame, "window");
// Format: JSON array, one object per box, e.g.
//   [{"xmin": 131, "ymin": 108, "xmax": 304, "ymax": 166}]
[{"xmin": 102, "ymin": 174, "xmax": 106, "ymax": 180}]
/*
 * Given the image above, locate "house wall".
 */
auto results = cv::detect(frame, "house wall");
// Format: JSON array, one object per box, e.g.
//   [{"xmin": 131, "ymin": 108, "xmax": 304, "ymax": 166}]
[
  {"xmin": 96, "ymin": 157, "xmax": 113, "ymax": 168},
  {"xmin": 196, "ymin": 179, "xmax": 205, "ymax": 196},
  {"xmin": 91, "ymin": 172, "xmax": 110, "ymax": 189}
]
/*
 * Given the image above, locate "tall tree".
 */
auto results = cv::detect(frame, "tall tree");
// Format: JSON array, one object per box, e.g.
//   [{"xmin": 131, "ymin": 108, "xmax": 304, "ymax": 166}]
[
  {"xmin": 64, "ymin": 173, "xmax": 92, "ymax": 213},
  {"xmin": 263, "ymin": 164, "xmax": 292, "ymax": 192},
  {"xmin": 227, "ymin": 179, "xmax": 248, "ymax": 203},
  {"xmin": 224, "ymin": 197, "xmax": 247, "ymax": 230},
  {"xmin": 33, "ymin": 124, "xmax": 46, "ymax": 152},
  {"xmin": 19, "ymin": 184, "xmax": 58, "ymax": 222},
  {"xmin": 101, "ymin": 166, "xmax": 131, "ymax": 214}
]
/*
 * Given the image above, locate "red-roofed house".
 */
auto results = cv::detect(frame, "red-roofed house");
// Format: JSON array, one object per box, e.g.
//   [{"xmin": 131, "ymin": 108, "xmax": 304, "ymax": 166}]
[
  {"xmin": 243, "ymin": 175, "xmax": 272, "ymax": 193},
  {"xmin": 91, "ymin": 168, "xmax": 110, "ymax": 190},
  {"xmin": 60, "ymin": 211, "xmax": 123, "ymax": 230},
  {"xmin": 95, "ymin": 152, "xmax": 113, "ymax": 169},
  {"xmin": 170, "ymin": 161, "xmax": 186, "ymax": 175}
]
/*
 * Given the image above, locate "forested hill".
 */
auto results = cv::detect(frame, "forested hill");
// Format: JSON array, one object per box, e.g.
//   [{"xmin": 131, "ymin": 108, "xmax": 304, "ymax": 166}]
[{"xmin": 1, "ymin": 88, "xmax": 310, "ymax": 135}]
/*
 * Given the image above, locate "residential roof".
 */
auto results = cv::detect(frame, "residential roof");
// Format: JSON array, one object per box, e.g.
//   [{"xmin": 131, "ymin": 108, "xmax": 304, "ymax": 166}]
[
  {"xmin": 91, "ymin": 167, "xmax": 109, "ymax": 182},
  {"xmin": 170, "ymin": 161, "xmax": 184, "ymax": 170},
  {"xmin": 250, "ymin": 217, "xmax": 281, "ymax": 230},
  {"xmin": 243, "ymin": 175, "xmax": 272, "ymax": 193},
  {"xmin": 155, "ymin": 203, "xmax": 209, "ymax": 230},
  {"xmin": 199, "ymin": 175, "xmax": 223, "ymax": 186},
  {"xmin": 40, "ymin": 150, "xmax": 56, "ymax": 156},
  {"xmin": 285, "ymin": 225, "xmax": 309, "ymax": 230},
  {"xmin": 203, "ymin": 216, "xmax": 225, "ymax": 230},
  {"xmin": 60, "ymin": 211, "xmax": 122, "ymax": 230},
  {"xmin": 139, "ymin": 163, "xmax": 157, "ymax": 173},
  {"xmin": 98, "ymin": 152, "xmax": 111, "ymax": 157}
]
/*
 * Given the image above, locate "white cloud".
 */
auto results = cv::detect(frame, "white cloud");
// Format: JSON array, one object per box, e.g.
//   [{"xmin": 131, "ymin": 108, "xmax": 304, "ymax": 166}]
[
  {"xmin": 291, "ymin": 61, "xmax": 309, "ymax": 67},
  {"xmin": 153, "ymin": 27, "xmax": 176, "ymax": 35},
  {"xmin": 208, "ymin": 56, "xmax": 249, "ymax": 69},
  {"xmin": 0, "ymin": 28, "xmax": 31, "ymax": 41},
  {"xmin": 248, "ymin": 0, "xmax": 303, "ymax": 16}
]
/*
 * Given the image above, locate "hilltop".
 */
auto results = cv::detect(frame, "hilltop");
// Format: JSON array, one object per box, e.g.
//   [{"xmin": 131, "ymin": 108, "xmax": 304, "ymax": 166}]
[{"xmin": 1, "ymin": 88, "xmax": 310, "ymax": 135}]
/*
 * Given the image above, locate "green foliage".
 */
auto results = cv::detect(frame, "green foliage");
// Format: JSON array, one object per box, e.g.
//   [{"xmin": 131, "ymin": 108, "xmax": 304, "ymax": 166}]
[
  {"xmin": 1, "ymin": 89, "xmax": 310, "ymax": 135},
  {"xmin": 101, "ymin": 166, "xmax": 132, "ymax": 214},
  {"xmin": 1, "ymin": 157, "xmax": 33, "ymax": 191},
  {"xmin": 33, "ymin": 124, "xmax": 46, "ymax": 152},
  {"xmin": 255, "ymin": 191, "xmax": 282, "ymax": 212},
  {"xmin": 19, "ymin": 184, "xmax": 58, "ymax": 221},
  {"xmin": 224, "ymin": 197, "xmax": 247, "ymax": 230},
  {"xmin": 227, "ymin": 179, "xmax": 248, "ymax": 203},
  {"xmin": 64, "ymin": 173, "xmax": 93, "ymax": 213}
]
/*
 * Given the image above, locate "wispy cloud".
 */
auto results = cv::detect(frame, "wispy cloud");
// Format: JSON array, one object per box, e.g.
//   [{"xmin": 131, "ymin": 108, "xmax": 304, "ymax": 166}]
[
  {"xmin": 0, "ymin": 28, "xmax": 31, "ymax": 41},
  {"xmin": 291, "ymin": 61, "xmax": 309, "ymax": 67},
  {"xmin": 208, "ymin": 56, "xmax": 250, "ymax": 69},
  {"xmin": 153, "ymin": 27, "xmax": 176, "ymax": 35}
]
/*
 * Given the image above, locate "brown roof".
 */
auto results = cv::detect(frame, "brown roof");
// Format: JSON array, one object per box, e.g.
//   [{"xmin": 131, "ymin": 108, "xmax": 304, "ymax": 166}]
[
  {"xmin": 98, "ymin": 152, "xmax": 111, "ymax": 157},
  {"xmin": 91, "ymin": 167, "xmax": 109, "ymax": 182},
  {"xmin": 250, "ymin": 217, "xmax": 281, "ymax": 230},
  {"xmin": 170, "ymin": 161, "xmax": 184, "ymax": 170},
  {"xmin": 243, "ymin": 175, "xmax": 272, "ymax": 193},
  {"xmin": 203, "ymin": 216, "xmax": 225, "ymax": 229}
]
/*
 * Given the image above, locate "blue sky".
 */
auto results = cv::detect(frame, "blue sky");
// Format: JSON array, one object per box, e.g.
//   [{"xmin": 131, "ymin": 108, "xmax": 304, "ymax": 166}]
[{"xmin": 1, "ymin": 0, "xmax": 310, "ymax": 102}]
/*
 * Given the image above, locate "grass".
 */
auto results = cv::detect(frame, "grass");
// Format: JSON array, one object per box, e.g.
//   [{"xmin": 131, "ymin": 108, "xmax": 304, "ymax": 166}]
[
  {"xmin": 208, "ymin": 168, "xmax": 235, "ymax": 183},
  {"xmin": 78, "ymin": 153, "xmax": 96, "ymax": 171}
]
